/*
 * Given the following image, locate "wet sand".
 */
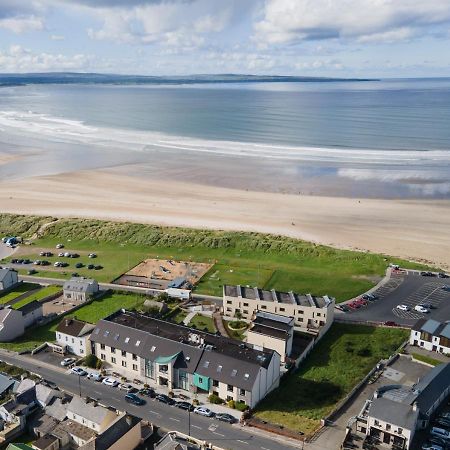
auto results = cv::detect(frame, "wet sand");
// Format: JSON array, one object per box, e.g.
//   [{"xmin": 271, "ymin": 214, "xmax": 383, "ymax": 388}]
[{"xmin": 1, "ymin": 168, "xmax": 449, "ymax": 269}]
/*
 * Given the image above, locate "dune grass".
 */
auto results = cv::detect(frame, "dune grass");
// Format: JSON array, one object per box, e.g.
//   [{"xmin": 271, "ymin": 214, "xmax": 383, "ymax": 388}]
[{"xmin": 254, "ymin": 324, "xmax": 409, "ymax": 434}]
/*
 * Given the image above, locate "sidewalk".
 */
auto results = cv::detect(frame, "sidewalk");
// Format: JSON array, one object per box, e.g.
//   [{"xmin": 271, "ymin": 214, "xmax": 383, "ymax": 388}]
[{"xmin": 213, "ymin": 312, "xmax": 229, "ymax": 337}]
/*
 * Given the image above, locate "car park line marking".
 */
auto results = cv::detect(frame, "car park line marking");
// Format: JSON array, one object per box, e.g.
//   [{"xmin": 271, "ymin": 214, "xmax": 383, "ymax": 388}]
[
  {"xmin": 237, "ymin": 439, "xmax": 249, "ymax": 445},
  {"xmin": 192, "ymin": 425, "xmax": 202, "ymax": 429},
  {"xmin": 261, "ymin": 447, "xmax": 271, "ymax": 450},
  {"xmin": 213, "ymin": 432, "xmax": 225, "ymax": 437},
  {"xmin": 169, "ymin": 417, "xmax": 180, "ymax": 422}
]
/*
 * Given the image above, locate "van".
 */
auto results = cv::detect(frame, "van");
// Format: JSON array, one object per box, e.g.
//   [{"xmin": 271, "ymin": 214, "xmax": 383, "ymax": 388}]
[{"xmin": 430, "ymin": 427, "xmax": 450, "ymax": 440}]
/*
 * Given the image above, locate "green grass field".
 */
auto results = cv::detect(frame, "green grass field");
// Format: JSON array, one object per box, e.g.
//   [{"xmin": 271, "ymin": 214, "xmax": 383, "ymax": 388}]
[
  {"xmin": 12, "ymin": 285, "xmax": 62, "ymax": 309},
  {"xmin": 188, "ymin": 314, "xmax": 216, "ymax": 333},
  {"xmin": 411, "ymin": 352, "xmax": 443, "ymax": 367},
  {"xmin": 0, "ymin": 283, "xmax": 40, "ymax": 305},
  {"xmin": 254, "ymin": 324, "xmax": 408, "ymax": 434},
  {"xmin": 1, "ymin": 214, "xmax": 433, "ymax": 302}
]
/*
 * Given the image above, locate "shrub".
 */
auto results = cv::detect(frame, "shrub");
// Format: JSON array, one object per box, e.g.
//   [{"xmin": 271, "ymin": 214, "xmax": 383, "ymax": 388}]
[
  {"xmin": 227, "ymin": 399, "xmax": 236, "ymax": 409},
  {"xmin": 168, "ymin": 391, "xmax": 174, "ymax": 398},
  {"xmin": 193, "ymin": 398, "xmax": 199, "ymax": 406},
  {"xmin": 208, "ymin": 394, "xmax": 224, "ymax": 404},
  {"xmin": 357, "ymin": 347, "xmax": 372, "ymax": 357},
  {"xmin": 235, "ymin": 401, "xmax": 248, "ymax": 412},
  {"xmin": 84, "ymin": 354, "xmax": 100, "ymax": 369},
  {"xmin": 95, "ymin": 359, "xmax": 103, "ymax": 370}
]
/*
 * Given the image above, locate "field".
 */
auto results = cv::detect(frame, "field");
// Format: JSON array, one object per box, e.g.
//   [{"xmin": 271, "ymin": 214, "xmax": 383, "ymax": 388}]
[
  {"xmin": 0, "ymin": 282, "xmax": 40, "ymax": 305},
  {"xmin": 254, "ymin": 324, "xmax": 409, "ymax": 434},
  {"xmin": 12, "ymin": 285, "xmax": 62, "ymax": 310},
  {"xmin": 0, "ymin": 214, "xmax": 433, "ymax": 302},
  {"xmin": 188, "ymin": 314, "xmax": 216, "ymax": 333}
]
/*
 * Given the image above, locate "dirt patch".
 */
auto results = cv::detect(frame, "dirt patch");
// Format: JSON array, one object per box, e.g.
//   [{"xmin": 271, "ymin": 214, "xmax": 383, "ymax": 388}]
[
  {"xmin": 126, "ymin": 258, "xmax": 213, "ymax": 287},
  {"xmin": 42, "ymin": 295, "xmax": 85, "ymax": 315}
]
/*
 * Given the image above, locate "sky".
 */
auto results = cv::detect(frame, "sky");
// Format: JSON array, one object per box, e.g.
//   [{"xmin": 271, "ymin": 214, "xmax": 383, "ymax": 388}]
[{"xmin": 0, "ymin": 0, "xmax": 450, "ymax": 77}]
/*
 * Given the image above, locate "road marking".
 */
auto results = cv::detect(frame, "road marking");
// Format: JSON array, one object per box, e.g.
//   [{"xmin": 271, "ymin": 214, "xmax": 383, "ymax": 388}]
[
  {"xmin": 261, "ymin": 447, "xmax": 271, "ymax": 450},
  {"xmin": 237, "ymin": 440, "xmax": 249, "ymax": 445},
  {"xmin": 213, "ymin": 432, "xmax": 225, "ymax": 437},
  {"xmin": 169, "ymin": 417, "xmax": 180, "ymax": 422},
  {"xmin": 191, "ymin": 425, "xmax": 202, "ymax": 430},
  {"xmin": 148, "ymin": 410, "xmax": 160, "ymax": 415}
]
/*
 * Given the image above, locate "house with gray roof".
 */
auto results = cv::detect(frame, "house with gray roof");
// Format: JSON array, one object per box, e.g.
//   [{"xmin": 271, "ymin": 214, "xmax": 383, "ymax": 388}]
[
  {"xmin": 63, "ymin": 277, "xmax": 99, "ymax": 303},
  {"xmin": 357, "ymin": 363, "xmax": 450, "ymax": 449},
  {"xmin": 410, "ymin": 318, "xmax": 450, "ymax": 355},
  {"xmin": 56, "ymin": 318, "xmax": 95, "ymax": 356},
  {"xmin": 0, "ymin": 374, "xmax": 18, "ymax": 400},
  {"xmin": 0, "ymin": 268, "xmax": 18, "ymax": 292},
  {"xmin": 90, "ymin": 309, "xmax": 281, "ymax": 408},
  {"xmin": 0, "ymin": 309, "xmax": 25, "ymax": 342},
  {"xmin": 67, "ymin": 397, "xmax": 117, "ymax": 434}
]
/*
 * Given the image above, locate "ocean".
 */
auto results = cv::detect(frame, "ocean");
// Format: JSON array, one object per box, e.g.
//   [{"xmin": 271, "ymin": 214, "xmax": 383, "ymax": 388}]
[{"xmin": 1, "ymin": 77, "xmax": 450, "ymax": 198}]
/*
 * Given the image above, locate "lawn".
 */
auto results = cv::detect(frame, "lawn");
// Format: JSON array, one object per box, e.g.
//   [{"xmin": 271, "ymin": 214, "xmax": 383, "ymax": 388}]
[
  {"xmin": 223, "ymin": 319, "xmax": 247, "ymax": 340},
  {"xmin": 0, "ymin": 283, "xmax": 40, "ymax": 305},
  {"xmin": 254, "ymin": 324, "xmax": 409, "ymax": 435},
  {"xmin": 12, "ymin": 285, "xmax": 62, "ymax": 309},
  {"xmin": 412, "ymin": 352, "xmax": 443, "ymax": 367},
  {"xmin": 188, "ymin": 314, "xmax": 216, "ymax": 333},
  {"xmin": 166, "ymin": 307, "xmax": 188, "ymax": 324},
  {"xmin": 1, "ymin": 214, "xmax": 433, "ymax": 302}
]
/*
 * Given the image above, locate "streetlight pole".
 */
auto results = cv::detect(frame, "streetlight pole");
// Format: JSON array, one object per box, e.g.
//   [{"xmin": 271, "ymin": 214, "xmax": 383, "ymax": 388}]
[
  {"xmin": 78, "ymin": 374, "xmax": 82, "ymax": 398},
  {"xmin": 188, "ymin": 408, "xmax": 191, "ymax": 437}
]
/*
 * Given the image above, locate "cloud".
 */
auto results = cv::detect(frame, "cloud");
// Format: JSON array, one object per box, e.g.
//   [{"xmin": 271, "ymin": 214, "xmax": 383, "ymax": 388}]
[
  {"xmin": 50, "ymin": 34, "xmax": 65, "ymax": 41},
  {"xmin": 0, "ymin": 44, "xmax": 94, "ymax": 72},
  {"xmin": 60, "ymin": 0, "xmax": 191, "ymax": 7},
  {"xmin": 255, "ymin": 0, "xmax": 450, "ymax": 45},
  {"xmin": 0, "ymin": 16, "xmax": 44, "ymax": 34}
]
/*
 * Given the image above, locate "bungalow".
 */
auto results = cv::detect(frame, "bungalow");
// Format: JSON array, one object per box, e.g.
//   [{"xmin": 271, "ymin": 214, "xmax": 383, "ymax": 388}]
[{"xmin": 56, "ymin": 318, "xmax": 95, "ymax": 356}]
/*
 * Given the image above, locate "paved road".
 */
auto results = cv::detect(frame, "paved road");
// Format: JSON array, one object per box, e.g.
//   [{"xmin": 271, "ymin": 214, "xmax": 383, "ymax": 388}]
[
  {"xmin": 0, "ymin": 351, "xmax": 298, "ymax": 450},
  {"xmin": 0, "ymin": 242, "xmax": 16, "ymax": 261},
  {"xmin": 337, "ymin": 271, "xmax": 450, "ymax": 326}
]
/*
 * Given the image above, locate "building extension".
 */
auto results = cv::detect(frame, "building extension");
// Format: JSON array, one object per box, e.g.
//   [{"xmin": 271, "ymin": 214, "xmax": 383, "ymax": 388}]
[{"xmin": 410, "ymin": 319, "xmax": 450, "ymax": 355}]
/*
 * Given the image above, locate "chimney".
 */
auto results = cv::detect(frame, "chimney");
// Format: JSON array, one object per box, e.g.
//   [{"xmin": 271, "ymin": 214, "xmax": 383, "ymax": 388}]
[
  {"xmin": 126, "ymin": 415, "xmax": 133, "ymax": 427},
  {"xmin": 413, "ymin": 402, "xmax": 418, "ymax": 412}
]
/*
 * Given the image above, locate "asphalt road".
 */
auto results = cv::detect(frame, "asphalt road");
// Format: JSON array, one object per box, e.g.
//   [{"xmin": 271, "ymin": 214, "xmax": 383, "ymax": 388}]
[
  {"xmin": 338, "ymin": 271, "xmax": 450, "ymax": 326},
  {"xmin": 0, "ymin": 351, "xmax": 296, "ymax": 450},
  {"xmin": 0, "ymin": 243, "xmax": 16, "ymax": 261}
]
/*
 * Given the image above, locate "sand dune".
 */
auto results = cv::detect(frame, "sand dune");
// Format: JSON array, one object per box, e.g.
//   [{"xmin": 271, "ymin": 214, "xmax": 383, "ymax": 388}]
[{"xmin": 1, "ymin": 168, "xmax": 449, "ymax": 269}]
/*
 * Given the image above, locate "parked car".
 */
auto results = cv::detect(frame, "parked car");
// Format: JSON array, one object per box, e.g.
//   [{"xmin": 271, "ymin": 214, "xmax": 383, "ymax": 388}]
[
  {"xmin": 155, "ymin": 394, "xmax": 175, "ymax": 405},
  {"xmin": 419, "ymin": 302, "xmax": 433, "ymax": 309},
  {"xmin": 75, "ymin": 262, "xmax": 84, "ymax": 268},
  {"xmin": 414, "ymin": 305, "xmax": 429, "ymax": 313},
  {"xmin": 88, "ymin": 253, "xmax": 97, "ymax": 258},
  {"xmin": 87, "ymin": 264, "xmax": 95, "ymax": 270},
  {"xmin": 102, "ymin": 377, "xmax": 119, "ymax": 387},
  {"xmin": 362, "ymin": 294, "xmax": 378, "ymax": 301},
  {"xmin": 429, "ymin": 436, "xmax": 448, "ymax": 448},
  {"xmin": 138, "ymin": 388, "xmax": 156, "ymax": 398},
  {"xmin": 56, "ymin": 244, "xmax": 64, "ymax": 249},
  {"xmin": 434, "ymin": 418, "xmax": 450, "ymax": 428},
  {"xmin": 215, "ymin": 413, "xmax": 236, "ymax": 424},
  {"xmin": 175, "ymin": 401, "xmax": 194, "ymax": 411},
  {"xmin": 384, "ymin": 321, "xmax": 399, "ymax": 327},
  {"xmin": 60, "ymin": 357, "xmax": 76, "ymax": 367},
  {"xmin": 33, "ymin": 260, "xmax": 42, "ymax": 265},
  {"xmin": 58, "ymin": 252, "xmax": 65, "ymax": 257},
  {"xmin": 430, "ymin": 427, "xmax": 450, "ymax": 441},
  {"xmin": 125, "ymin": 393, "xmax": 146, "ymax": 406},
  {"xmin": 340, "ymin": 305, "xmax": 350, "ymax": 312},
  {"xmin": 194, "ymin": 406, "xmax": 214, "ymax": 417},
  {"xmin": 27, "ymin": 269, "xmax": 37, "ymax": 275},
  {"xmin": 421, "ymin": 443, "xmax": 443, "ymax": 450},
  {"xmin": 41, "ymin": 260, "xmax": 50, "ymax": 266},
  {"xmin": 71, "ymin": 367, "xmax": 87, "ymax": 376},
  {"xmin": 438, "ymin": 273, "xmax": 450, "ymax": 278},
  {"xmin": 119, "ymin": 383, "xmax": 136, "ymax": 393},
  {"xmin": 396, "ymin": 304, "xmax": 410, "ymax": 311},
  {"xmin": 439, "ymin": 413, "xmax": 450, "ymax": 420},
  {"xmin": 94, "ymin": 265, "xmax": 103, "ymax": 270},
  {"xmin": 87, "ymin": 372, "xmax": 103, "ymax": 382}
]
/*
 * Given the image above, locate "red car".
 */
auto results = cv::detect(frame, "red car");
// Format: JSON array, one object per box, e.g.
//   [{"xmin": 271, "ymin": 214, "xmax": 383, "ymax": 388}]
[{"xmin": 384, "ymin": 321, "xmax": 398, "ymax": 327}]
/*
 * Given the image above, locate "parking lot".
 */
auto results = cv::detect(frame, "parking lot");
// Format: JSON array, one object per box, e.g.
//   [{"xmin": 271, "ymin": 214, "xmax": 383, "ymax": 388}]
[{"xmin": 338, "ymin": 270, "xmax": 450, "ymax": 326}]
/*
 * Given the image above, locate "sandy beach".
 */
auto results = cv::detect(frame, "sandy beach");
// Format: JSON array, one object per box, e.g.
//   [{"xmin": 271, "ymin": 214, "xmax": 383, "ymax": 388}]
[{"xmin": 1, "ymin": 168, "xmax": 449, "ymax": 269}]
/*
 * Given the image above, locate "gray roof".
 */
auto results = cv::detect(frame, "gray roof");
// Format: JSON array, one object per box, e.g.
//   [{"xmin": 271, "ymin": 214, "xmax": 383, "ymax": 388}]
[
  {"xmin": 224, "ymin": 285, "xmax": 333, "ymax": 309},
  {"xmin": 413, "ymin": 319, "xmax": 450, "ymax": 341},
  {"xmin": 91, "ymin": 310, "xmax": 276, "ymax": 390},
  {"xmin": 45, "ymin": 397, "xmax": 70, "ymax": 422},
  {"xmin": 63, "ymin": 277, "xmax": 97, "ymax": 293},
  {"xmin": 441, "ymin": 323, "xmax": 450, "ymax": 340},
  {"xmin": 0, "ymin": 268, "xmax": 15, "ymax": 282},
  {"xmin": 369, "ymin": 397, "xmax": 419, "ymax": 430},
  {"xmin": 155, "ymin": 433, "xmax": 200, "ymax": 450},
  {"xmin": 56, "ymin": 318, "xmax": 94, "ymax": 337},
  {"xmin": 33, "ymin": 434, "xmax": 58, "ymax": 450},
  {"xmin": 421, "ymin": 319, "xmax": 442, "ymax": 335},
  {"xmin": 68, "ymin": 396, "xmax": 113, "ymax": 426},
  {"xmin": 29, "ymin": 413, "xmax": 60, "ymax": 435},
  {"xmin": 0, "ymin": 373, "xmax": 17, "ymax": 396},
  {"xmin": 17, "ymin": 300, "xmax": 42, "ymax": 315}
]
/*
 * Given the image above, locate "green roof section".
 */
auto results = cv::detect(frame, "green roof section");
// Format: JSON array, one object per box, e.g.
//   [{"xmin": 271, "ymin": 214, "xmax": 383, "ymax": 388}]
[
  {"xmin": 154, "ymin": 352, "xmax": 181, "ymax": 364},
  {"xmin": 7, "ymin": 444, "xmax": 34, "ymax": 450}
]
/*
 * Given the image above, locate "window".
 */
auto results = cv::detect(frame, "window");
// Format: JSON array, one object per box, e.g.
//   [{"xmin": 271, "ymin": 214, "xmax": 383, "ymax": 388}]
[
  {"xmin": 111, "ymin": 347, "xmax": 116, "ymax": 353},
  {"xmin": 317, "ymin": 313, "xmax": 321, "ymax": 317},
  {"xmin": 244, "ymin": 373, "xmax": 249, "ymax": 380},
  {"xmin": 239, "ymin": 388, "xmax": 245, "ymax": 396},
  {"xmin": 297, "ymin": 310, "xmax": 304, "ymax": 315},
  {"xmin": 122, "ymin": 361, "xmax": 127, "ymax": 368},
  {"xmin": 100, "ymin": 344, "xmax": 105, "ymax": 350},
  {"xmin": 213, "ymin": 380, "xmax": 219, "ymax": 387},
  {"xmin": 111, "ymin": 357, "xmax": 116, "ymax": 364},
  {"xmin": 217, "ymin": 365, "xmax": 222, "ymax": 373},
  {"xmin": 136, "ymin": 340, "xmax": 141, "ymax": 347},
  {"xmin": 133, "ymin": 364, "xmax": 138, "ymax": 371},
  {"xmin": 79, "ymin": 340, "xmax": 82, "ymax": 345},
  {"xmin": 203, "ymin": 361, "xmax": 210, "ymax": 368},
  {"xmin": 100, "ymin": 354, "xmax": 105, "ymax": 360},
  {"xmin": 227, "ymin": 300, "xmax": 232, "ymax": 305},
  {"xmin": 57, "ymin": 333, "xmax": 61, "ymax": 339},
  {"xmin": 386, "ymin": 424, "xmax": 391, "ymax": 431},
  {"xmin": 243, "ymin": 310, "xmax": 248, "ymax": 315},
  {"xmin": 65, "ymin": 336, "xmax": 68, "ymax": 342},
  {"xmin": 227, "ymin": 384, "xmax": 233, "ymax": 392},
  {"xmin": 261, "ymin": 305, "xmax": 267, "ymax": 310},
  {"xmin": 243, "ymin": 302, "xmax": 249, "ymax": 307},
  {"xmin": 227, "ymin": 395, "xmax": 233, "ymax": 402},
  {"xmin": 122, "ymin": 350, "xmax": 126, "ymax": 357},
  {"xmin": 397, "ymin": 428, "xmax": 403, "ymax": 435},
  {"xmin": 151, "ymin": 346, "xmax": 156, "ymax": 352},
  {"xmin": 374, "ymin": 420, "xmax": 380, "ymax": 426},
  {"xmin": 125, "ymin": 337, "xmax": 130, "ymax": 343},
  {"xmin": 80, "ymin": 349, "xmax": 84, "ymax": 354},
  {"xmin": 132, "ymin": 354, "xmax": 137, "ymax": 361},
  {"xmin": 114, "ymin": 333, "xmax": 120, "ymax": 341},
  {"xmin": 227, "ymin": 308, "xmax": 232, "ymax": 312},
  {"xmin": 279, "ymin": 307, "xmax": 285, "ymax": 312},
  {"xmin": 297, "ymin": 318, "xmax": 304, "ymax": 323},
  {"xmin": 104, "ymin": 330, "xmax": 110, "ymax": 337},
  {"xmin": 231, "ymin": 369, "xmax": 237, "ymax": 377}
]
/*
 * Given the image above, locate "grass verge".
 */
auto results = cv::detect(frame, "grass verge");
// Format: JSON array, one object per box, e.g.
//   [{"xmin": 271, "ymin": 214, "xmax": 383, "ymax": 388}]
[
  {"xmin": 411, "ymin": 352, "xmax": 444, "ymax": 367},
  {"xmin": 254, "ymin": 324, "xmax": 408, "ymax": 435},
  {"xmin": 12, "ymin": 285, "xmax": 61, "ymax": 309},
  {"xmin": 0, "ymin": 283, "xmax": 41, "ymax": 305}
]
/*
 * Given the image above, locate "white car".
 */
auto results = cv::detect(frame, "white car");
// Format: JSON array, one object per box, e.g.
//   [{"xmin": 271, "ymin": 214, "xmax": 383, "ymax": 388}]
[
  {"xmin": 194, "ymin": 406, "xmax": 214, "ymax": 417},
  {"xmin": 56, "ymin": 243, "xmax": 64, "ymax": 249},
  {"xmin": 396, "ymin": 304, "xmax": 410, "ymax": 311},
  {"xmin": 414, "ymin": 305, "xmax": 429, "ymax": 313},
  {"xmin": 87, "ymin": 372, "xmax": 103, "ymax": 382},
  {"xmin": 60, "ymin": 357, "xmax": 76, "ymax": 367},
  {"xmin": 102, "ymin": 377, "xmax": 119, "ymax": 387},
  {"xmin": 71, "ymin": 367, "xmax": 87, "ymax": 376},
  {"xmin": 88, "ymin": 253, "xmax": 97, "ymax": 258},
  {"xmin": 119, "ymin": 383, "xmax": 135, "ymax": 392}
]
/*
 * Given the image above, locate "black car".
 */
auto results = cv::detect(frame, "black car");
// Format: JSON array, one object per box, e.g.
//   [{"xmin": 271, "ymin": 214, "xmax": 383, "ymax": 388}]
[
  {"xmin": 41, "ymin": 260, "xmax": 50, "ymax": 266},
  {"xmin": 125, "ymin": 393, "xmax": 146, "ymax": 406},
  {"xmin": 22, "ymin": 259, "xmax": 32, "ymax": 264},
  {"xmin": 175, "ymin": 401, "xmax": 194, "ymax": 411},
  {"xmin": 155, "ymin": 394, "xmax": 175, "ymax": 405},
  {"xmin": 215, "ymin": 413, "xmax": 236, "ymax": 424},
  {"xmin": 94, "ymin": 265, "xmax": 103, "ymax": 270},
  {"xmin": 438, "ymin": 272, "xmax": 449, "ymax": 278},
  {"xmin": 28, "ymin": 269, "xmax": 37, "ymax": 275},
  {"xmin": 138, "ymin": 388, "xmax": 156, "ymax": 398},
  {"xmin": 75, "ymin": 262, "xmax": 84, "ymax": 268},
  {"xmin": 11, "ymin": 258, "xmax": 18, "ymax": 264},
  {"xmin": 87, "ymin": 264, "xmax": 95, "ymax": 270}
]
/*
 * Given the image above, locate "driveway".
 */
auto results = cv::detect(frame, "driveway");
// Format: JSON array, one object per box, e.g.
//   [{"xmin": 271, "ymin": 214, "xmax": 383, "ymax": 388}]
[
  {"xmin": 337, "ymin": 270, "xmax": 450, "ymax": 326},
  {"xmin": 0, "ymin": 242, "xmax": 17, "ymax": 261}
]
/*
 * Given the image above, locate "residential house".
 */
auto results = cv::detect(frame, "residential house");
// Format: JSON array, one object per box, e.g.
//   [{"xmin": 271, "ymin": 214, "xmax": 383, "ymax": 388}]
[
  {"xmin": 246, "ymin": 311, "xmax": 294, "ymax": 363},
  {"xmin": 155, "ymin": 432, "xmax": 200, "ymax": 450},
  {"xmin": 0, "ymin": 309, "xmax": 25, "ymax": 342},
  {"xmin": 32, "ymin": 434, "xmax": 59, "ymax": 450},
  {"xmin": 0, "ymin": 269, "xmax": 19, "ymax": 292},
  {"xmin": 63, "ymin": 278, "xmax": 99, "ymax": 303},
  {"xmin": 357, "ymin": 363, "xmax": 450, "ymax": 450},
  {"xmin": 56, "ymin": 318, "xmax": 95, "ymax": 356},
  {"xmin": 410, "ymin": 319, "xmax": 450, "ymax": 355},
  {"xmin": 16, "ymin": 301, "xmax": 43, "ymax": 328},
  {"xmin": 223, "ymin": 285, "xmax": 334, "ymax": 335},
  {"xmin": 0, "ymin": 374, "xmax": 18, "ymax": 400},
  {"xmin": 90, "ymin": 310, "xmax": 281, "ymax": 408}
]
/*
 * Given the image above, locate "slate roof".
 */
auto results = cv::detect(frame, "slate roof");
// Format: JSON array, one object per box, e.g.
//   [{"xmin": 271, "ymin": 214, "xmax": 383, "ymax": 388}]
[
  {"xmin": 55, "ymin": 419, "xmax": 96, "ymax": 441},
  {"xmin": 6, "ymin": 445, "xmax": 34, "ymax": 450},
  {"xmin": 369, "ymin": 396, "xmax": 419, "ymax": 430},
  {"xmin": 413, "ymin": 319, "xmax": 450, "ymax": 341},
  {"xmin": 91, "ymin": 310, "xmax": 277, "ymax": 390},
  {"xmin": 33, "ymin": 434, "xmax": 58, "ymax": 450},
  {"xmin": 63, "ymin": 277, "xmax": 97, "ymax": 293},
  {"xmin": 68, "ymin": 396, "xmax": 113, "ymax": 426},
  {"xmin": 0, "ymin": 268, "xmax": 16, "ymax": 282},
  {"xmin": 0, "ymin": 373, "xmax": 17, "ymax": 396},
  {"xmin": 56, "ymin": 318, "xmax": 94, "ymax": 337},
  {"xmin": 16, "ymin": 300, "xmax": 42, "ymax": 315}
]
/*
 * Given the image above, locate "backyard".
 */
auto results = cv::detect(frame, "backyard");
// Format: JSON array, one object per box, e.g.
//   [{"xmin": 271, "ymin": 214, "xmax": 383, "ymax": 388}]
[
  {"xmin": 12, "ymin": 285, "xmax": 62, "ymax": 309},
  {"xmin": 254, "ymin": 324, "xmax": 409, "ymax": 435},
  {"xmin": 0, "ymin": 214, "xmax": 432, "ymax": 302},
  {"xmin": 0, "ymin": 283, "xmax": 40, "ymax": 305}
]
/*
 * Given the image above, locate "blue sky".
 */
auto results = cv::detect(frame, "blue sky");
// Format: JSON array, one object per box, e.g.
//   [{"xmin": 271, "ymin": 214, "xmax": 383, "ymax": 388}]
[{"xmin": 0, "ymin": 0, "xmax": 450, "ymax": 77}]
